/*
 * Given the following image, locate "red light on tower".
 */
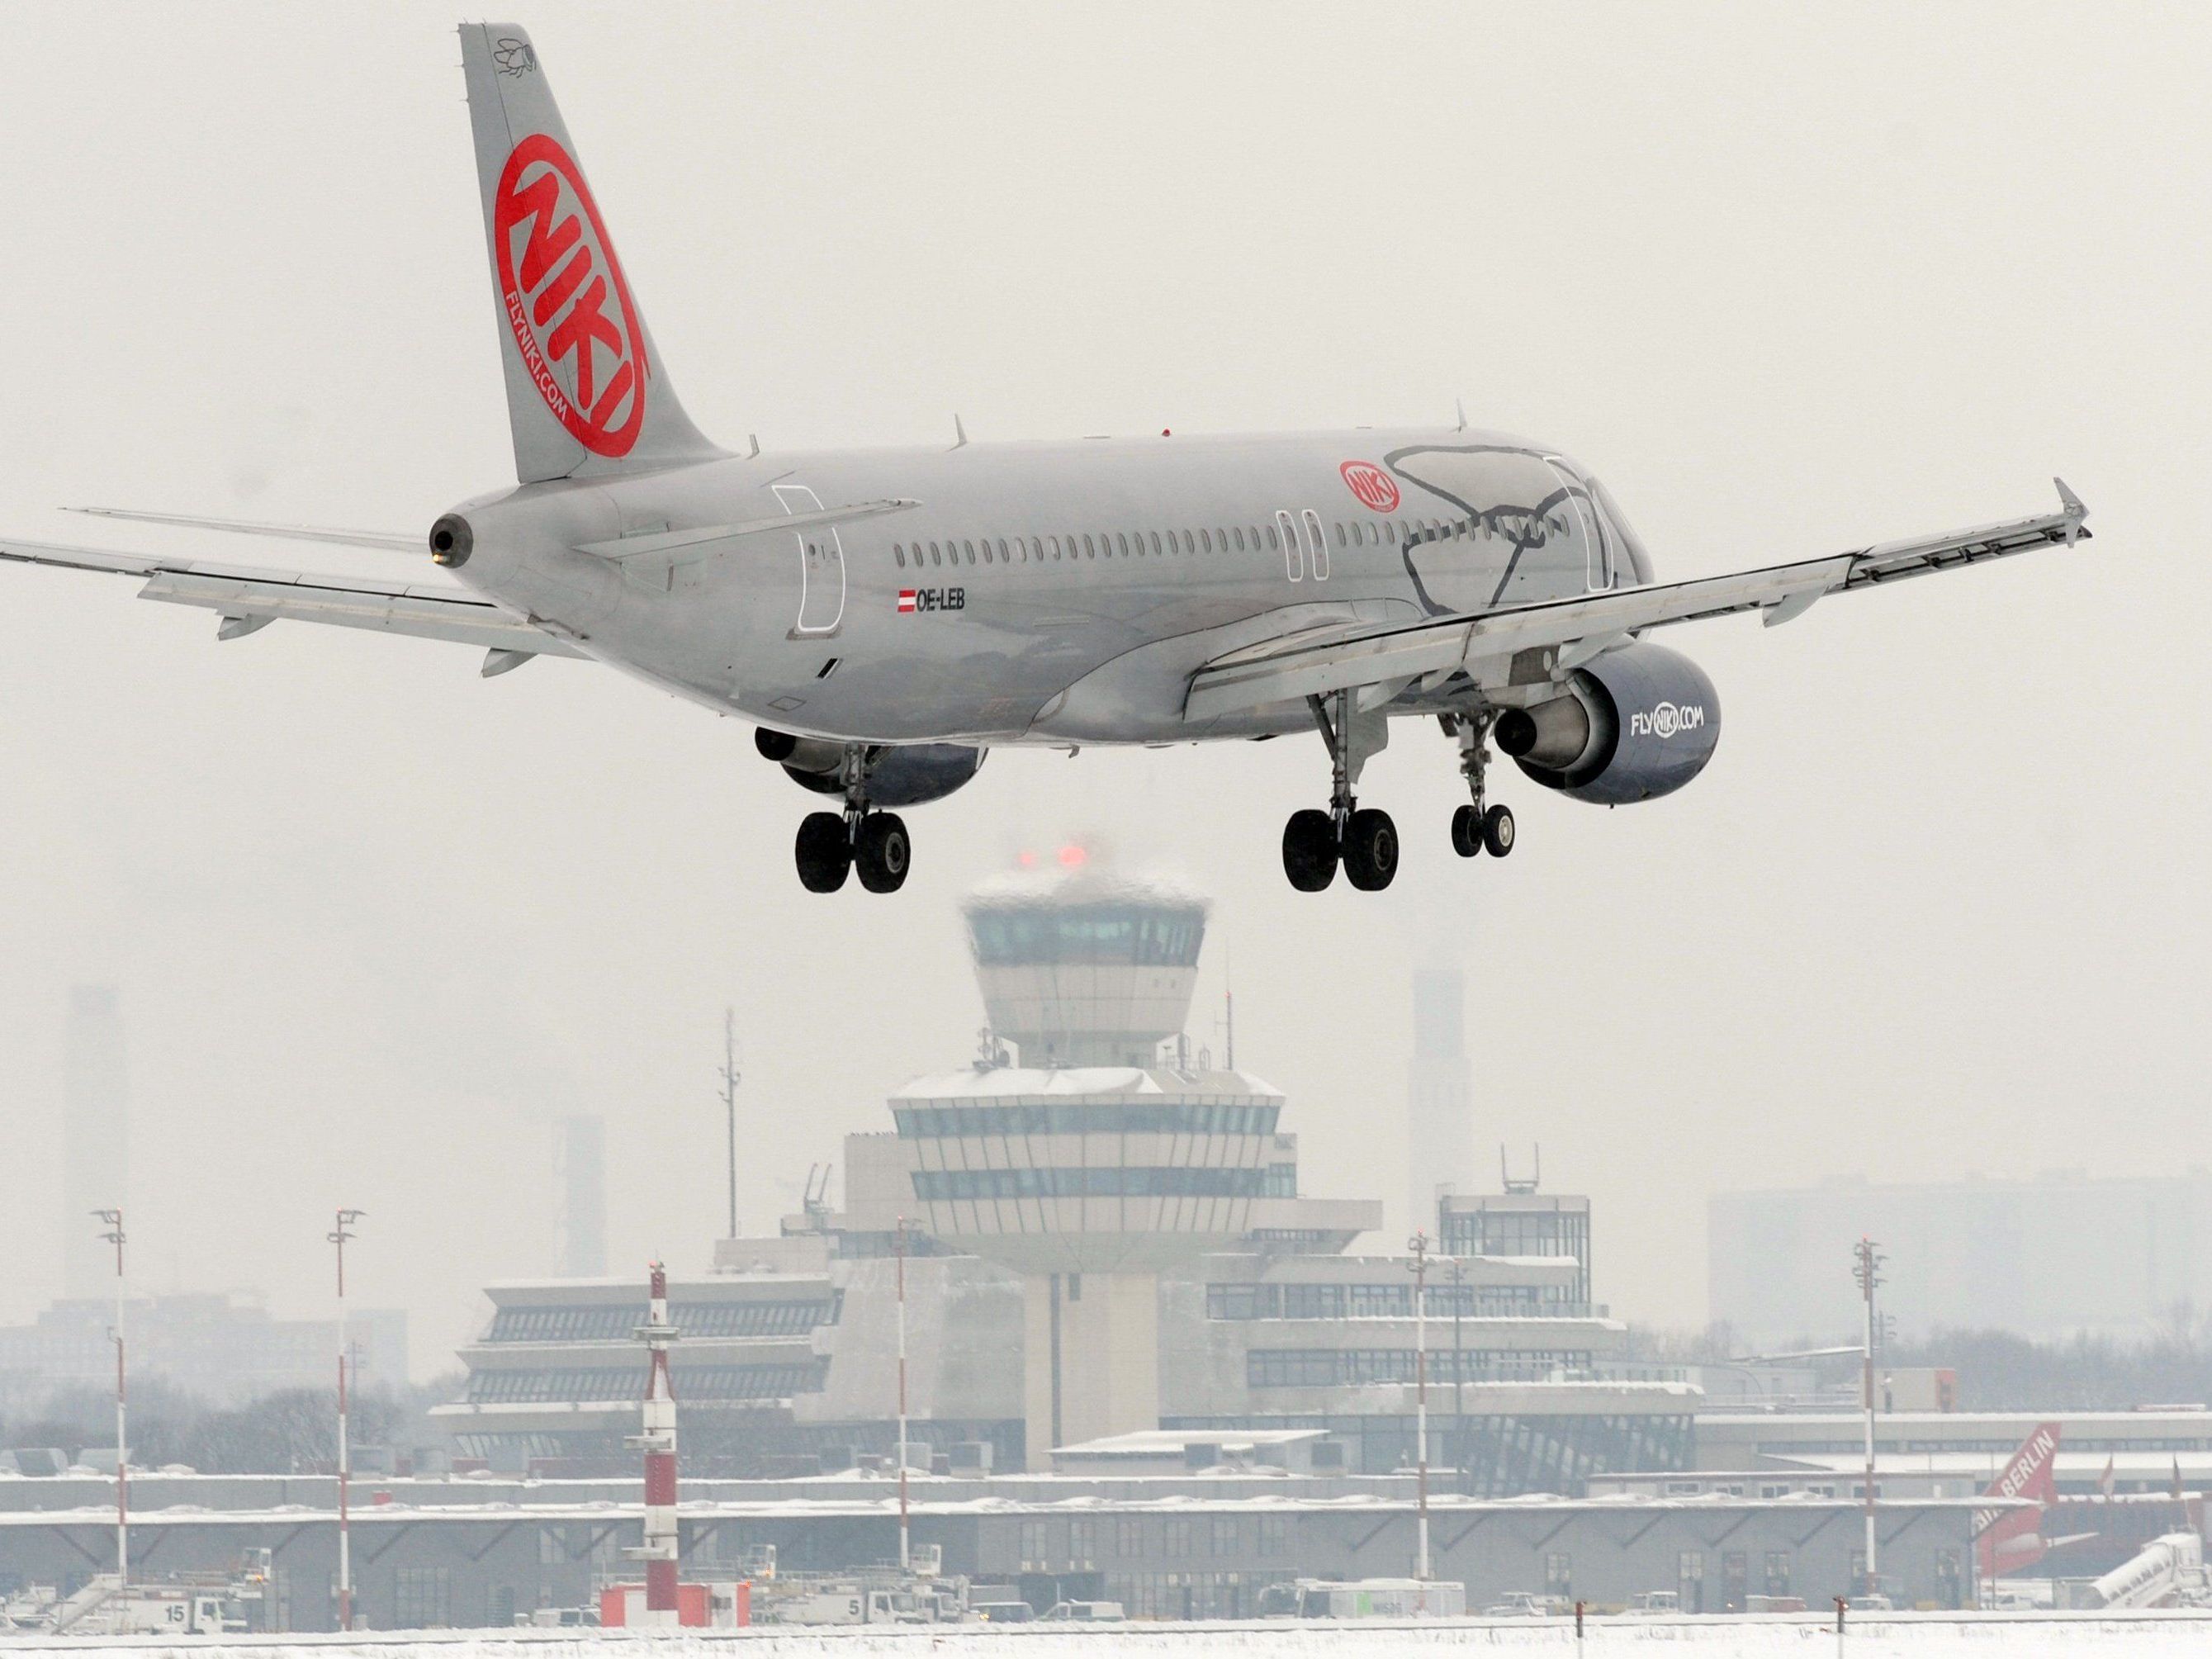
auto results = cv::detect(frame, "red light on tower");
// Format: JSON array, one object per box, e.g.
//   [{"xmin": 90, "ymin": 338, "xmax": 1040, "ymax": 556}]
[{"xmin": 1058, "ymin": 844, "xmax": 1088, "ymax": 868}]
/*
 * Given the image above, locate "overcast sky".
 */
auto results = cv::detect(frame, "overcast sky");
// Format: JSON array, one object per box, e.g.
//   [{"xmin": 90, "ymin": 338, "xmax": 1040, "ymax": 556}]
[{"xmin": 2, "ymin": 4, "xmax": 2205, "ymax": 1377}]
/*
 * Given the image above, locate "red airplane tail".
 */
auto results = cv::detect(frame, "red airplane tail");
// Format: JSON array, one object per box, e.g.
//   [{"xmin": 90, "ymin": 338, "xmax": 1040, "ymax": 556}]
[{"xmin": 1975, "ymin": 1422, "xmax": 2063, "ymax": 1580}]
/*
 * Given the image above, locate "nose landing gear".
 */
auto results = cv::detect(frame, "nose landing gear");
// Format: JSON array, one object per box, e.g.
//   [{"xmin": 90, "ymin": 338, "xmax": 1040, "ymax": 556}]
[{"xmin": 792, "ymin": 743, "xmax": 912, "ymax": 893}]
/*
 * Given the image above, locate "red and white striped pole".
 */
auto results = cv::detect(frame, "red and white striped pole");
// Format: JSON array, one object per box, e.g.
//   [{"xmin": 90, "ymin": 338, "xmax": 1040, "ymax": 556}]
[{"xmin": 638, "ymin": 1263, "xmax": 681, "ymax": 1624}]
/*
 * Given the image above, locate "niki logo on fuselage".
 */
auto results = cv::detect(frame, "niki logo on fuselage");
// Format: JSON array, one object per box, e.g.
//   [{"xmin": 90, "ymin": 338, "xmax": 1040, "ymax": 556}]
[
  {"xmin": 1631, "ymin": 701, "xmax": 1706, "ymax": 740},
  {"xmin": 897, "ymin": 587, "xmax": 965, "ymax": 614},
  {"xmin": 493, "ymin": 135, "xmax": 647, "ymax": 457}
]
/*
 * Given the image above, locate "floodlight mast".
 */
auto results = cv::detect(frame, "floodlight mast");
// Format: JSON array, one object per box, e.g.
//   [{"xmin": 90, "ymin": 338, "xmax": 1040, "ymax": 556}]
[
  {"xmin": 329, "ymin": 1208, "xmax": 365, "ymax": 1631},
  {"xmin": 896, "ymin": 1216, "xmax": 912, "ymax": 1571},
  {"xmin": 1406, "ymin": 1230, "xmax": 1432, "ymax": 1595},
  {"xmin": 92, "ymin": 1210, "xmax": 126, "ymax": 1590},
  {"xmin": 1853, "ymin": 1237, "xmax": 1885, "ymax": 1598}
]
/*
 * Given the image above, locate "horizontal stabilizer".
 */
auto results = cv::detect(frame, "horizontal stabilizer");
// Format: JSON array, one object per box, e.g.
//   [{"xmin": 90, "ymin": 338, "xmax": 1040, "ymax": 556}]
[
  {"xmin": 67, "ymin": 506, "xmax": 420, "ymax": 552},
  {"xmin": 0, "ymin": 534, "xmax": 581, "ymax": 659}
]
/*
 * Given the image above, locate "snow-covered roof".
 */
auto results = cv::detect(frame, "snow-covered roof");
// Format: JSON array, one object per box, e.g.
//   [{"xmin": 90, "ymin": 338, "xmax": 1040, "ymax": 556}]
[{"xmin": 891, "ymin": 1065, "xmax": 1281, "ymax": 1101}]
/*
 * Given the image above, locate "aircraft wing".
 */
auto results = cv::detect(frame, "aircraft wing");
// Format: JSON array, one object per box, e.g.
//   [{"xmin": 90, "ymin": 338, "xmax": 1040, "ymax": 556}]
[
  {"xmin": 1185, "ymin": 481, "xmax": 2088, "ymax": 722},
  {"xmin": 0, "ymin": 535, "xmax": 585, "ymax": 668}
]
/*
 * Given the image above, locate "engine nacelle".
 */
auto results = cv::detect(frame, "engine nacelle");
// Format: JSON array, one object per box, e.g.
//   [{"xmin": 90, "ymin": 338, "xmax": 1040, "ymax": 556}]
[
  {"xmin": 1495, "ymin": 642, "xmax": 1719, "ymax": 805},
  {"xmin": 756, "ymin": 728, "xmax": 987, "ymax": 808}
]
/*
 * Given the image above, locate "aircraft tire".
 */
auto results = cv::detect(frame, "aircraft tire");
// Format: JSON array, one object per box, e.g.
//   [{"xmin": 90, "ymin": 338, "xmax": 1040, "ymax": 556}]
[
  {"xmin": 795, "ymin": 811, "xmax": 852, "ymax": 892},
  {"xmin": 1481, "ymin": 803, "xmax": 1516, "ymax": 858},
  {"xmin": 855, "ymin": 813, "xmax": 912, "ymax": 893},
  {"xmin": 1343, "ymin": 808, "xmax": 1400, "ymax": 891},
  {"xmin": 1451, "ymin": 803, "xmax": 1485, "ymax": 858},
  {"xmin": 1281, "ymin": 809, "xmax": 1338, "ymax": 892}
]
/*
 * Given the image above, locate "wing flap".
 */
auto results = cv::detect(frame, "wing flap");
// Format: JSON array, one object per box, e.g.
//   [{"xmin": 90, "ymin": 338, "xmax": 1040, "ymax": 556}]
[{"xmin": 1186, "ymin": 484, "xmax": 2087, "ymax": 722}]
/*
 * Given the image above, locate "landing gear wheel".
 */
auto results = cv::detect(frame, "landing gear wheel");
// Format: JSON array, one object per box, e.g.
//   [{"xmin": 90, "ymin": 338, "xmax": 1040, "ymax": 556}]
[
  {"xmin": 854, "ymin": 813, "xmax": 912, "ymax": 893},
  {"xmin": 1451, "ymin": 803, "xmax": 1485, "ymax": 858},
  {"xmin": 1481, "ymin": 803, "xmax": 1516, "ymax": 858},
  {"xmin": 1281, "ymin": 808, "xmax": 1339, "ymax": 892},
  {"xmin": 794, "ymin": 811, "xmax": 852, "ymax": 892},
  {"xmin": 1343, "ymin": 807, "xmax": 1400, "ymax": 891}
]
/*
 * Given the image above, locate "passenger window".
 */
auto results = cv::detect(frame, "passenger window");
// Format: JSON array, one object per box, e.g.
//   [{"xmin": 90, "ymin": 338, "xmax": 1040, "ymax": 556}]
[
  {"xmin": 1232, "ymin": 526, "xmax": 1246, "ymax": 552},
  {"xmin": 982, "ymin": 541, "xmax": 993, "ymax": 564},
  {"xmin": 1049, "ymin": 535, "xmax": 1062, "ymax": 559},
  {"xmin": 1182, "ymin": 529, "xmax": 1196, "ymax": 553},
  {"xmin": 963, "ymin": 539, "xmax": 976, "ymax": 563},
  {"xmin": 1215, "ymin": 528, "xmax": 1229, "ymax": 550},
  {"xmin": 931, "ymin": 542, "xmax": 943, "ymax": 566},
  {"xmin": 1149, "ymin": 531, "xmax": 1163, "ymax": 555},
  {"xmin": 1200, "ymin": 529, "xmax": 1212, "ymax": 552},
  {"xmin": 1080, "ymin": 534, "xmax": 1093, "ymax": 557},
  {"xmin": 1266, "ymin": 524, "xmax": 1279, "ymax": 550},
  {"xmin": 1116, "ymin": 532, "xmax": 1128, "ymax": 556},
  {"xmin": 893, "ymin": 543, "xmax": 906, "ymax": 567},
  {"xmin": 1333, "ymin": 522, "xmax": 1346, "ymax": 547}
]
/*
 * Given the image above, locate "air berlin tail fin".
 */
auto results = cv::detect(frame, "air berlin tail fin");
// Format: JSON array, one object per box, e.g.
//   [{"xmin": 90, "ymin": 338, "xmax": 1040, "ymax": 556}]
[
  {"xmin": 459, "ymin": 23, "xmax": 722, "ymax": 483},
  {"xmin": 1976, "ymin": 1421, "xmax": 2063, "ymax": 1580}
]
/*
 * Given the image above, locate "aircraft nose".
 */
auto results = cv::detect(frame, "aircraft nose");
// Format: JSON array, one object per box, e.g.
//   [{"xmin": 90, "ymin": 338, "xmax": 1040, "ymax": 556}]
[{"xmin": 429, "ymin": 513, "xmax": 474, "ymax": 568}]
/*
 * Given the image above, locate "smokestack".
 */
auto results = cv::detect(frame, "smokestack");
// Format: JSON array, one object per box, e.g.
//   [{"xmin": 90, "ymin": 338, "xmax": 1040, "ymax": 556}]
[
  {"xmin": 65, "ymin": 988, "xmax": 128, "ymax": 1301},
  {"xmin": 632, "ymin": 1263, "xmax": 680, "ymax": 1623},
  {"xmin": 558, "ymin": 1116, "xmax": 608, "ymax": 1277},
  {"xmin": 1407, "ymin": 969, "xmax": 1475, "ymax": 1237}
]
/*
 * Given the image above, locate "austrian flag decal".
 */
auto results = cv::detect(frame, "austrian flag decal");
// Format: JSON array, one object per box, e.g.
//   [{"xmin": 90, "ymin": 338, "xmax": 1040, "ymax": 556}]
[
  {"xmin": 898, "ymin": 590, "xmax": 919, "ymax": 614},
  {"xmin": 493, "ymin": 134, "xmax": 648, "ymax": 457}
]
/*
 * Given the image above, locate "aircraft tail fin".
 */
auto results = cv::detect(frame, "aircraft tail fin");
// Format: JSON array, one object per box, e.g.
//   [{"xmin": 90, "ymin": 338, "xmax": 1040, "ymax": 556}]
[
  {"xmin": 459, "ymin": 23, "xmax": 722, "ymax": 483},
  {"xmin": 1975, "ymin": 1421, "xmax": 2062, "ymax": 1580}
]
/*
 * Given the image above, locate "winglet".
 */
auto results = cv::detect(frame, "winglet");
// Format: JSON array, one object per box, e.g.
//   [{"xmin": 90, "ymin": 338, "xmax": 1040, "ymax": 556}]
[
  {"xmin": 2054, "ymin": 476, "xmax": 2087, "ymax": 546},
  {"xmin": 952, "ymin": 414, "xmax": 969, "ymax": 450}
]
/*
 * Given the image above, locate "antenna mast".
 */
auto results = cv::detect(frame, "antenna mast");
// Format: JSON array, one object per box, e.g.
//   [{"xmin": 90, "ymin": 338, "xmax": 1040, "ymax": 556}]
[{"xmin": 718, "ymin": 1008, "xmax": 741, "ymax": 1240}]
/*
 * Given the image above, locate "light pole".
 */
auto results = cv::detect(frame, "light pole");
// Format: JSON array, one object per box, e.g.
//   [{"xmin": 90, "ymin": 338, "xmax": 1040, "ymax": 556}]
[
  {"xmin": 1405, "ymin": 1231, "xmax": 1432, "ymax": 1590},
  {"xmin": 718, "ymin": 1009, "xmax": 741, "ymax": 1240},
  {"xmin": 895, "ymin": 1216, "xmax": 912, "ymax": 1571},
  {"xmin": 92, "ymin": 1210, "xmax": 126, "ymax": 1588},
  {"xmin": 329, "ymin": 1209, "xmax": 365, "ymax": 1631},
  {"xmin": 1853, "ymin": 1237, "xmax": 1884, "ymax": 1600},
  {"xmin": 1444, "ymin": 1254, "xmax": 1467, "ymax": 1490}
]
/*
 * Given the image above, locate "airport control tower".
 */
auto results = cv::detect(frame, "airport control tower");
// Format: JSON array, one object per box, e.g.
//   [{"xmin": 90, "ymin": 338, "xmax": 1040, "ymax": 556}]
[{"xmin": 885, "ymin": 857, "xmax": 1292, "ymax": 1465}]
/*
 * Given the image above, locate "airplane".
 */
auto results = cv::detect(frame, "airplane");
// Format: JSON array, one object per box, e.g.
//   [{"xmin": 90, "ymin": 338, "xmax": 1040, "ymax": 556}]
[{"xmin": 1, "ymin": 22, "xmax": 2093, "ymax": 896}]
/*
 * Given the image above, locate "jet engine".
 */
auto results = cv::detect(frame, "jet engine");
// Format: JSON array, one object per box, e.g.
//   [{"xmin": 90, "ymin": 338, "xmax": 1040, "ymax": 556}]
[
  {"xmin": 1493, "ymin": 642, "xmax": 1719, "ymax": 805},
  {"xmin": 755, "ymin": 728, "xmax": 987, "ymax": 808}
]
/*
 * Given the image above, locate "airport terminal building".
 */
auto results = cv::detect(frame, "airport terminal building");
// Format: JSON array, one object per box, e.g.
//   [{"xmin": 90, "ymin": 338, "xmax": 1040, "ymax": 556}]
[{"xmin": 435, "ymin": 861, "xmax": 1691, "ymax": 1495}]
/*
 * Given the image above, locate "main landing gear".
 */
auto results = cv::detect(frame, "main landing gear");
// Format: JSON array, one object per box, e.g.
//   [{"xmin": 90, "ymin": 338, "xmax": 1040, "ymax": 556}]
[
  {"xmin": 1282, "ymin": 690, "xmax": 1400, "ymax": 892},
  {"xmin": 1280, "ymin": 703, "xmax": 1518, "ymax": 891},
  {"xmin": 793, "ymin": 743, "xmax": 912, "ymax": 893}
]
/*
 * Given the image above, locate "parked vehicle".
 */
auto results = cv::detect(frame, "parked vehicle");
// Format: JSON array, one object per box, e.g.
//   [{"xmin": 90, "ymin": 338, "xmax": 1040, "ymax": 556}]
[{"xmin": 1043, "ymin": 1600, "xmax": 1126, "ymax": 1622}]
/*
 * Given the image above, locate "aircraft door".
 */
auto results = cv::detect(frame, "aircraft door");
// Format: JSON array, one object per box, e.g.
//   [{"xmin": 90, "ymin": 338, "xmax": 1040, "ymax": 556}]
[
  {"xmin": 1543, "ymin": 457, "xmax": 1609, "ymax": 591},
  {"xmin": 1275, "ymin": 510, "xmax": 1303, "ymax": 581},
  {"xmin": 1301, "ymin": 509, "xmax": 1330, "ymax": 581},
  {"xmin": 776, "ymin": 481, "xmax": 845, "ymax": 635}
]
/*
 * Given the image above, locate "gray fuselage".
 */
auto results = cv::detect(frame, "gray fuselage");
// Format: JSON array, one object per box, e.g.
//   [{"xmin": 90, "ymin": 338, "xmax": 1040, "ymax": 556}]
[{"xmin": 448, "ymin": 426, "xmax": 1653, "ymax": 747}]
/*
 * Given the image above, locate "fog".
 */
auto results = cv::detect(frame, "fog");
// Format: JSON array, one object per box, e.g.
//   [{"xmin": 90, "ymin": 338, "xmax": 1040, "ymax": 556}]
[{"xmin": 1, "ymin": 3, "xmax": 2205, "ymax": 1375}]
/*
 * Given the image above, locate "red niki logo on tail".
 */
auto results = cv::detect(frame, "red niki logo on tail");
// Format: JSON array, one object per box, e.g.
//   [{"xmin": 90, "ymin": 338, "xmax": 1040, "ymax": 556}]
[{"xmin": 493, "ymin": 135, "xmax": 647, "ymax": 457}]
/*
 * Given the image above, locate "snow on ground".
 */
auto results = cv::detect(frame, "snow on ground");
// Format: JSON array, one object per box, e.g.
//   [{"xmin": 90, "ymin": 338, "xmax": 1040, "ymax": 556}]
[{"xmin": 10, "ymin": 1614, "xmax": 2212, "ymax": 1659}]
